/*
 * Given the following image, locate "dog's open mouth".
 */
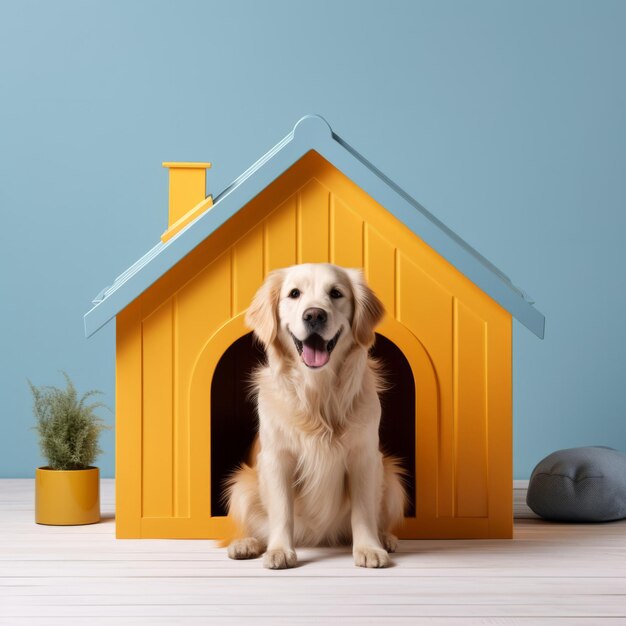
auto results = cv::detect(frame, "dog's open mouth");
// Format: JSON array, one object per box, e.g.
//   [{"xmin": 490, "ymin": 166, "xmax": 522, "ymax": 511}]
[{"xmin": 290, "ymin": 329, "xmax": 342, "ymax": 369}]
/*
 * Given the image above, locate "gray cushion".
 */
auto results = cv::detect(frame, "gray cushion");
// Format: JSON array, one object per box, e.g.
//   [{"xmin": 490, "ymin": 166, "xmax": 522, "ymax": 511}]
[{"xmin": 526, "ymin": 446, "xmax": 626, "ymax": 522}]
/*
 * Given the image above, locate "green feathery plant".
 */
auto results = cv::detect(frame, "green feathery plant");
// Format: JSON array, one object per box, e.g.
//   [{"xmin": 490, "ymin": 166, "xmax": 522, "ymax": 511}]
[{"xmin": 29, "ymin": 372, "xmax": 110, "ymax": 471}]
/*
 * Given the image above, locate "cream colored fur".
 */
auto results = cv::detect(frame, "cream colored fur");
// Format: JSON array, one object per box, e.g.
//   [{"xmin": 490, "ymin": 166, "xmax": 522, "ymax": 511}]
[{"xmin": 226, "ymin": 263, "xmax": 406, "ymax": 569}]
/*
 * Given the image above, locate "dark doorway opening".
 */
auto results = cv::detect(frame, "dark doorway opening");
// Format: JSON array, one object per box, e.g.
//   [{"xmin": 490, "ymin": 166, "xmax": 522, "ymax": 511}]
[
  {"xmin": 210, "ymin": 332, "xmax": 416, "ymax": 517},
  {"xmin": 371, "ymin": 334, "xmax": 416, "ymax": 516},
  {"xmin": 210, "ymin": 333, "xmax": 265, "ymax": 517}
]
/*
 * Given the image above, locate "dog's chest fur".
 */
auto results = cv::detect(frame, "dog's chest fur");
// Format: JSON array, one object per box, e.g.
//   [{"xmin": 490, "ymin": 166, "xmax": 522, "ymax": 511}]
[
  {"xmin": 255, "ymin": 349, "xmax": 378, "ymax": 439},
  {"xmin": 253, "ymin": 352, "xmax": 381, "ymax": 543}
]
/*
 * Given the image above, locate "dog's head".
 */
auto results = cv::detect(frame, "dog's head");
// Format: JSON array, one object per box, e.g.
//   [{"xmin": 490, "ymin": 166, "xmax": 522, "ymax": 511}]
[{"xmin": 245, "ymin": 263, "xmax": 384, "ymax": 370}]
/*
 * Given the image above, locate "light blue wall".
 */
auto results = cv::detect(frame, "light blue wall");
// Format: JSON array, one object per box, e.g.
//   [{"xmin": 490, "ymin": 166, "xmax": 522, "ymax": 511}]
[{"xmin": 1, "ymin": 0, "xmax": 624, "ymax": 479}]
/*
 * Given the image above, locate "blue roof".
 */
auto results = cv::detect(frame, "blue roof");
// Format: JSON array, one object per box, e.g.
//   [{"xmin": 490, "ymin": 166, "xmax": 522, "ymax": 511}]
[{"xmin": 84, "ymin": 115, "xmax": 545, "ymax": 339}]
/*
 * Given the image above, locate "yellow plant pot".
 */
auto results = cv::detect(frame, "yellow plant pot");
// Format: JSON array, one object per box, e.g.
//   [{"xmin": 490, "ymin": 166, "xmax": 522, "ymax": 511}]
[{"xmin": 35, "ymin": 466, "xmax": 100, "ymax": 525}]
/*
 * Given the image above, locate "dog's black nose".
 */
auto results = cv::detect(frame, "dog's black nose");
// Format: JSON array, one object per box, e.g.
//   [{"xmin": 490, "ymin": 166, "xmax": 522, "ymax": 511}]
[{"xmin": 303, "ymin": 307, "xmax": 327, "ymax": 330}]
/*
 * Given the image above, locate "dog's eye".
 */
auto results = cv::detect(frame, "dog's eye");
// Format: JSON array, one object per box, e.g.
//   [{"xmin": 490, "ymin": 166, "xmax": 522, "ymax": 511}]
[
  {"xmin": 329, "ymin": 288, "xmax": 343, "ymax": 299},
  {"xmin": 288, "ymin": 288, "xmax": 301, "ymax": 299}
]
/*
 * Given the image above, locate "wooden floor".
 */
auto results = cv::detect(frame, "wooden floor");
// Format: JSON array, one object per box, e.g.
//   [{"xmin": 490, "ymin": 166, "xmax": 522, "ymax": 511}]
[{"xmin": 1, "ymin": 480, "xmax": 625, "ymax": 625}]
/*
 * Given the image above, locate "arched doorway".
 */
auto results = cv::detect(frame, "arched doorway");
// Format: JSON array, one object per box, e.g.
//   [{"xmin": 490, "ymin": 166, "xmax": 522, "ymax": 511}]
[
  {"xmin": 210, "ymin": 332, "xmax": 416, "ymax": 517},
  {"xmin": 210, "ymin": 333, "xmax": 265, "ymax": 517}
]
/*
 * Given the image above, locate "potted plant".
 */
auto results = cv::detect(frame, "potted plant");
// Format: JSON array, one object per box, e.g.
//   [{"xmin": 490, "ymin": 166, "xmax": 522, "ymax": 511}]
[{"xmin": 29, "ymin": 372, "xmax": 109, "ymax": 525}]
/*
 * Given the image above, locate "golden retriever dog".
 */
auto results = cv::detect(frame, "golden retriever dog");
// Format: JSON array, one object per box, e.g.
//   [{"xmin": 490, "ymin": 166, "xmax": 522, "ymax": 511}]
[{"xmin": 226, "ymin": 263, "xmax": 406, "ymax": 569}]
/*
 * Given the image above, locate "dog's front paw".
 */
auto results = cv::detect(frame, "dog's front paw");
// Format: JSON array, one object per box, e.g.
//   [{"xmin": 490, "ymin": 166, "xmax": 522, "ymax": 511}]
[
  {"xmin": 380, "ymin": 532, "xmax": 398, "ymax": 553},
  {"xmin": 354, "ymin": 546, "xmax": 391, "ymax": 568},
  {"xmin": 227, "ymin": 537, "xmax": 264, "ymax": 560},
  {"xmin": 263, "ymin": 548, "xmax": 297, "ymax": 569}
]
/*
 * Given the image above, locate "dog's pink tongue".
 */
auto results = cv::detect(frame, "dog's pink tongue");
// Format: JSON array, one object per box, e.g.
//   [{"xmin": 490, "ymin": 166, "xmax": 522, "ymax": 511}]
[{"xmin": 302, "ymin": 342, "xmax": 330, "ymax": 368}]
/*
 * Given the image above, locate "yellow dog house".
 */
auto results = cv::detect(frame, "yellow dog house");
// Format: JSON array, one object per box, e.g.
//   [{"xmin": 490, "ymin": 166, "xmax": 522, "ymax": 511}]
[{"xmin": 84, "ymin": 115, "xmax": 544, "ymax": 540}]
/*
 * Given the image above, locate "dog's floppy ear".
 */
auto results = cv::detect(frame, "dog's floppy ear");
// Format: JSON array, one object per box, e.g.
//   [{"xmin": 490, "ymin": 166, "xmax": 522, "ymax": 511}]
[
  {"xmin": 345, "ymin": 268, "xmax": 385, "ymax": 347},
  {"xmin": 245, "ymin": 269, "xmax": 285, "ymax": 348}
]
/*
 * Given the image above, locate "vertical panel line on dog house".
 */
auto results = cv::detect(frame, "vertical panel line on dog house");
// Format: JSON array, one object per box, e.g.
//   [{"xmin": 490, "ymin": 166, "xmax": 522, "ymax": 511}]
[
  {"xmin": 452, "ymin": 296, "xmax": 459, "ymax": 519},
  {"xmin": 171, "ymin": 297, "xmax": 177, "ymax": 518},
  {"xmin": 363, "ymin": 221, "xmax": 370, "ymax": 283},
  {"xmin": 483, "ymin": 320, "xmax": 490, "ymax": 514},
  {"xmin": 327, "ymin": 191, "xmax": 332, "ymax": 262},
  {"xmin": 329, "ymin": 193, "xmax": 335, "ymax": 264},
  {"xmin": 296, "ymin": 190, "xmax": 302, "ymax": 264},
  {"xmin": 262, "ymin": 221, "xmax": 269, "ymax": 276},
  {"xmin": 139, "ymin": 318, "xmax": 145, "ymax": 520},
  {"xmin": 394, "ymin": 247, "xmax": 400, "ymax": 321},
  {"xmin": 360, "ymin": 219, "xmax": 365, "ymax": 269},
  {"xmin": 229, "ymin": 249, "xmax": 234, "ymax": 319}
]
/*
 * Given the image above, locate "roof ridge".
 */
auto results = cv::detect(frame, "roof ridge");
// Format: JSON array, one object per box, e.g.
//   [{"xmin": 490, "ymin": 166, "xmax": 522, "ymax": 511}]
[{"xmin": 85, "ymin": 115, "xmax": 544, "ymax": 338}]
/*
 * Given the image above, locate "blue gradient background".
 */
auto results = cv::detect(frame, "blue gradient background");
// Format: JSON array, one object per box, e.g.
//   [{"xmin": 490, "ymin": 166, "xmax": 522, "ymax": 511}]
[{"xmin": 1, "ymin": 0, "xmax": 625, "ymax": 479}]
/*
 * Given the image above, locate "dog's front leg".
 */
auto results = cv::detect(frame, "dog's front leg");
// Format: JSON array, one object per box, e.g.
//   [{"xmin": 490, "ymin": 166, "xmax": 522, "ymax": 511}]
[
  {"xmin": 348, "ymin": 444, "xmax": 390, "ymax": 568},
  {"xmin": 258, "ymin": 450, "xmax": 297, "ymax": 569}
]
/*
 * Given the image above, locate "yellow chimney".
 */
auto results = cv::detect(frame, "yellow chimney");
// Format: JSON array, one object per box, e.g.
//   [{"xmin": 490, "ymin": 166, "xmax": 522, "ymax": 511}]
[{"xmin": 161, "ymin": 162, "xmax": 213, "ymax": 243}]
